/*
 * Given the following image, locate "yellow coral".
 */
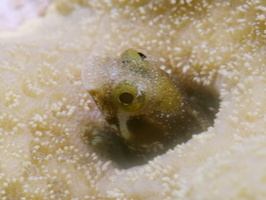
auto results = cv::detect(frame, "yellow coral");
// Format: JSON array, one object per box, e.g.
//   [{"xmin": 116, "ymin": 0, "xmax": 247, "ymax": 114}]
[{"xmin": 0, "ymin": 0, "xmax": 265, "ymax": 199}]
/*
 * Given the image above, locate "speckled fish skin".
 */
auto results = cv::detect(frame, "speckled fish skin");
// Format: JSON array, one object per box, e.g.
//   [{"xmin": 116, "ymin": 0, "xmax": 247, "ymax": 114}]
[{"xmin": 82, "ymin": 48, "xmax": 210, "ymax": 160}]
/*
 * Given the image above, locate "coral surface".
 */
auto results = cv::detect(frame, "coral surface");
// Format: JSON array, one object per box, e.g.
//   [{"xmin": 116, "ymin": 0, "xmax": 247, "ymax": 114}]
[
  {"xmin": 0, "ymin": 0, "xmax": 52, "ymax": 30},
  {"xmin": 0, "ymin": 0, "xmax": 265, "ymax": 199}
]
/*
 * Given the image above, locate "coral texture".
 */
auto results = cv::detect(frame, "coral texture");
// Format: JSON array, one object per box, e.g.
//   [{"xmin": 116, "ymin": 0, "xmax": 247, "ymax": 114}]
[
  {"xmin": 0, "ymin": 0, "xmax": 52, "ymax": 30},
  {"xmin": 0, "ymin": 0, "xmax": 265, "ymax": 199}
]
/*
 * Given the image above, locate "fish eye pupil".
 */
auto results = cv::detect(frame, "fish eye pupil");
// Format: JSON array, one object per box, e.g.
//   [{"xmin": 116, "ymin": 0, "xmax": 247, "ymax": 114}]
[
  {"xmin": 119, "ymin": 92, "xmax": 134, "ymax": 105},
  {"xmin": 138, "ymin": 52, "xmax": 146, "ymax": 60}
]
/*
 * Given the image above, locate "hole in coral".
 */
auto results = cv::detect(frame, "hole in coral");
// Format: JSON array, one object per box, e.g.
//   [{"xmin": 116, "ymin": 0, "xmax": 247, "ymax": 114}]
[
  {"xmin": 84, "ymin": 68, "xmax": 220, "ymax": 170},
  {"xmin": 85, "ymin": 81, "xmax": 220, "ymax": 169},
  {"xmin": 180, "ymin": 81, "xmax": 220, "ymax": 125}
]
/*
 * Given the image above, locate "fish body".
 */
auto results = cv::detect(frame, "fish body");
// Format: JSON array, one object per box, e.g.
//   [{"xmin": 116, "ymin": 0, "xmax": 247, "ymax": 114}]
[{"xmin": 82, "ymin": 49, "xmax": 210, "ymax": 161}]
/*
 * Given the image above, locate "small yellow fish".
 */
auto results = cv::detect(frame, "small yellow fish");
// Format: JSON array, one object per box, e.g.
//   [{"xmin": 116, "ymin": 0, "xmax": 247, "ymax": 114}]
[{"xmin": 82, "ymin": 49, "xmax": 212, "ymax": 166}]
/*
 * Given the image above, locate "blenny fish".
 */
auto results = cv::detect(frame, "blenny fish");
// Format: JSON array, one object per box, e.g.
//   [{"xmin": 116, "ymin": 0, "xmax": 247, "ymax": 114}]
[{"xmin": 82, "ymin": 49, "xmax": 216, "ymax": 168}]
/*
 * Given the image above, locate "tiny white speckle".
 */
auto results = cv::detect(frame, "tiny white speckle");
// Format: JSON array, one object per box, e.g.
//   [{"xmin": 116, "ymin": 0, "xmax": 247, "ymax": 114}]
[{"xmin": 182, "ymin": 65, "xmax": 190, "ymax": 73}]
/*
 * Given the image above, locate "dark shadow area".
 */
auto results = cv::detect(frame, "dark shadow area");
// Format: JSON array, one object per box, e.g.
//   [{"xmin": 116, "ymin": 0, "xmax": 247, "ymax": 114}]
[{"xmin": 182, "ymin": 83, "xmax": 220, "ymax": 126}]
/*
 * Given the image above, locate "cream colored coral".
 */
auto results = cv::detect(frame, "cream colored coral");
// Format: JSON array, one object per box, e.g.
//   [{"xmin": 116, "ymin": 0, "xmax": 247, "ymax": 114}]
[
  {"xmin": 0, "ymin": 0, "xmax": 52, "ymax": 30},
  {"xmin": 0, "ymin": 0, "xmax": 265, "ymax": 199}
]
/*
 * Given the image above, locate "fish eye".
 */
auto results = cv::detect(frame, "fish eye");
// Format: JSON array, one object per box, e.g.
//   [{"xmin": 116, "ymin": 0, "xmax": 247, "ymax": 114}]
[
  {"xmin": 119, "ymin": 92, "xmax": 134, "ymax": 105},
  {"xmin": 113, "ymin": 81, "xmax": 145, "ymax": 112},
  {"xmin": 137, "ymin": 52, "xmax": 146, "ymax": 60},
  {"xmin": 120, "ymin": 49, "xmax": 147, "ymax": 64}
]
